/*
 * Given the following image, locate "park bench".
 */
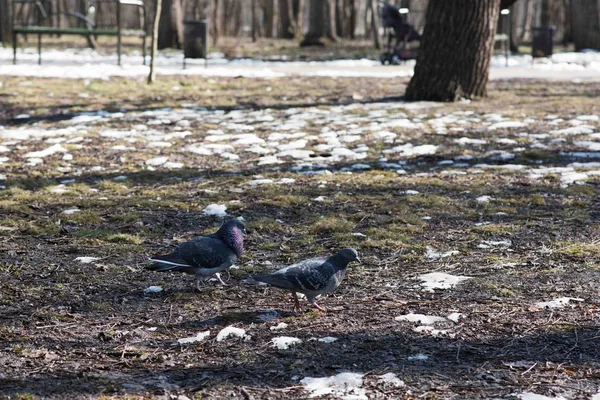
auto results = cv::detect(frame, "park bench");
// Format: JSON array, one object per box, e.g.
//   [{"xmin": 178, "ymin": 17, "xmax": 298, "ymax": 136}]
[{"xmin": 12, "ymin": 0, "xmax": 147, "ymax": 66}]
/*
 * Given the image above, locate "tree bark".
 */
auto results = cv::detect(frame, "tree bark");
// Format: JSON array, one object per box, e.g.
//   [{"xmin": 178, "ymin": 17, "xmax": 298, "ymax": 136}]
[
  {"xmin": 252, "ymin": 0, "xmax": 257, "ymax": 41},
  {"xmin": 148, "ymin": 0, "xmax": 162, "ymax": 83},
  {"xmin": 368, "ymin": 0, "xmax": 380, "ymax": 49},
  {"xmin": 263, "ymin": 0, "xmax": 276, "ymax": 38},
  {"xmin": 300, "ymin": 0, "xmax": 326, "ymax": 45},
  {"xmin": 0, "ymin": 0, "xmax": 11, "ymax": 44},
  {"xmin": 405, "ymin": 0, "xmax": 501, "ymax": 101},
  {"xmin": 327, "ymin": 0, "xmax": 339, "ymax": 41},
  {"xmin": 211, "ymin": 0, "xmax": 219, "ymax": 46},
  {"xmin": 570, "ymin": 0, "xmax": 600, "ymax": 50},
  {"xmin": 541, "ymin": 0, "xmax": 551, "ymax": 26},
  {"xmin": 157, "ymin": 0, "xmax": 184, "ymax": 49},
  {"xmin": 279, "ymin": 0, "xmax": 295, "ymax": 38}
]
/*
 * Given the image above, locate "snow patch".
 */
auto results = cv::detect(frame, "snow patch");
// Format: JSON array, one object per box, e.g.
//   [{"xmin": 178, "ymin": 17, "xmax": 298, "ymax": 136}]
[
  {"xmin": 395, "ymin": 313, "xmax": 447, "ymax": 325},
  {"xmin": 271, "ymin": 336, "xmax": 302, "ymax": 350},
  {"xmin": 216, "ymin": 326, "xmax": 250, "ymax": 341},
  {"xmin": 248, "ymin": 179, "xmax": 274, "ymax": 186},
  {"xmin": 478, "ymin": 240, "xmax": 512, "ymax": 248},
  {"xmin": 426, "ymin": 247, "xmax": 459, "ymax": 260},
  {"xmin": 318, "ymin": 336, "xmax": 338, "ymax": 343},
  {"xmin": 301, "ymin": 372, "xmax": 366, "ymax": 400},
  {"xmin": 532, "ymin": 297, "xmax": 584, "ymax": 310},
  {"xmin": 74, "ymin": 256, "xmax": 100, "ymax": 264},
  {"xmin": 377, "ymin": 373, "xmax": 404, "ymax": 388},
  {"xmin": 270, "ymin": 322, "xmax": 288, "ymax": 331},
  {"xmin": 203, "ymin": 204, "xmax": 227, "ymax": 217},
  {"xmin": 517, "ymin": 393, "xmax": 567, "ymax": 400},
  {"xmin": 418, "ymin": 272, "xmax": 471, "ymax": 292},
  {"xmin": 177, "ymin": 331, "xmax": 210, "ymax": 344},
  {"xmin": 144, "ymin": 286, "xmax": 163, "ymax": 294},
  {"xmin": 24, "ymin": 144, "xmax": 67, "ymax": 158}
]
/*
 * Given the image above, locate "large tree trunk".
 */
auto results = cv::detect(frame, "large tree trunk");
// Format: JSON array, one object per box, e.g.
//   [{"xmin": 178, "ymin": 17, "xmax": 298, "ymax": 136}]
[
  {"xmin": 300, "ymin": 0, "xmax": 326, "ymax": 46},
  {"xmin": 405, "ymin": 0, "xmax": 501, "ymax": 101},
  {"xmin": 279, "ymin": 0, "xmax": 295, "ymax": 38},
  {"xmin": 157, "ymin": 0, "xmax": 184, "ymax": 49},
  {"xmin": 0, "ymin": 0, "xmax": 11, "ymax": 45},
  {"xmin": 571, "ymin": 0, "xmax": 600, "ymax": 50}
]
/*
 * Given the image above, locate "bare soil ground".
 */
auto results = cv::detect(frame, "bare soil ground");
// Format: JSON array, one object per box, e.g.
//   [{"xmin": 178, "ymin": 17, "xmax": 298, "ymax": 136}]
[{"xmin": 0, "ymin": 76, "xmax": 599, "ymax": 399}]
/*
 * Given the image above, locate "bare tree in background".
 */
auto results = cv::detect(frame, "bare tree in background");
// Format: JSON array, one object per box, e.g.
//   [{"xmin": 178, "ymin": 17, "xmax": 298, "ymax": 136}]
[
  {"xmin": 148, "ymin": 0, "xmax": 162, "ymax": 83},
  {"xmin": 571, "ymin": 0, "xmax": 600, "ymax": 50},
  {"xmin": 300, "ymin": 0, "xmax": 326, "ymax": 45},
  {"xmin": 367, "ymin": 0, "xmax": 379, "ymax": 49},
  {"xmin": 405, "ymin": 0, "xmax": 501, "ymax": 101},
  {"xmin": 158, "ymin": 0, "xmax": 184, "ymax": 49},
  {"xmin": 0, "ymin": 0, "xmax": 11, "ymax": 44}
]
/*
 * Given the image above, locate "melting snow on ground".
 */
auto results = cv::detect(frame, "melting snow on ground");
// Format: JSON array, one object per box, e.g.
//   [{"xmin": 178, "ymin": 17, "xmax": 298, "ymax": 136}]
[
  {"xmin": 517, "ymin": 393, "xmax": 567, "ymax": 400},
  {"xmin": 203, "ymin": 204, "xmax": 228, "ymax": 217},
  {"xmin": 318, "ymin": 337, "xmax": 338, "ymax": 343},
  {"xmin": 531, "ymin": 297, "xmax": 584, "ymax": 310},
  {"xmin": 74, "ymin": 257, "xmax": 100, "ymax": 264},
  {"xmin": 144, "ymin": 286, "xmax": 163, "ymax": 294},
  {"xmin": 271, "ymin": 336, "xmax": 302, "ymax": 350},
  {"xmin": 408, "ymin": 353, "xmax": 429, "ymax": 361},
  {"xmin": 270, "ymin": 322, "xmax": 288, "ymax": 331},
  {"xmin": 301, "ymin": 372, "xmax": 366, "ymax": 400},
  {"xmin": 177, "ymin": 331, "xmax": 210, "ymax": 344},
  {"xmin": 418, "ymin": 272, "xmax": 472, "ymax": 292},
  {"xmin": 426, "ymin": 247, "xmax": 459, "ymax": 260},
  {"xmin": 377, "ymin": 373, "xmax": 404, "ymax": 388},
  {"xmin": 395, "ymin": 313, "xmax": 448, "ymax": 325},
  {"xmin": 216, "ymin": 326, "xmax": 250, "ymax": 341}
]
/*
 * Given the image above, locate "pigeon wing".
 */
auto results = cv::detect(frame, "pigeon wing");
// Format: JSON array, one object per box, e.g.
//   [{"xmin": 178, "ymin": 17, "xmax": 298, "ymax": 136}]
[
  {"xmin": 255, "ymin": 257, "xmax": 334, "ymax": 291},
  {"xmin": 177, "ymin": 236, "xmax": 236, "ymax": 269}
]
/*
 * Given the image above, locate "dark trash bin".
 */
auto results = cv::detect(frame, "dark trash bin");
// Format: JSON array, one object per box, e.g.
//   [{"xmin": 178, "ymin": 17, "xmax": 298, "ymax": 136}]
[
  {"xmin": 532, "ymin": 26, "xmax": 554, "ymax": 58},
  {"xmin": 183, "ymin": 20, "xmax": 209, "ymax": 68}
]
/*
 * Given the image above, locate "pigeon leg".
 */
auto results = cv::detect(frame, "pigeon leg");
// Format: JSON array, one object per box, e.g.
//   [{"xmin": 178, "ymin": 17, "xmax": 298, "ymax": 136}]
[
  {"xmin": 312, "ymin": 302, "xmax": 327, "ymax": 312},
  {"xmin": 215, "ymin": 272, "xmax": 228, "ymax": 286},
  {"xmin": 292, "ymin": 292, "xmax": 302, "ymax": 312}
]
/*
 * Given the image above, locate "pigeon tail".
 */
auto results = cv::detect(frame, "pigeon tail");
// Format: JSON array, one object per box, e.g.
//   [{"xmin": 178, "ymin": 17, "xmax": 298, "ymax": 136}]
[
  {"xmin": 147, "ymin": 254, "xmax": 194, "ymax": 273},
  {"xmin": 253, "ymin": 273, "xmax": 295, "ymax": 290}
]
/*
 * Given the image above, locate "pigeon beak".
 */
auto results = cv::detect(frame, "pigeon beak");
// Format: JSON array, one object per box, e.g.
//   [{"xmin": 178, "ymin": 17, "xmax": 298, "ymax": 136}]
[{"xmin": 355, "ymin": 257, "xmax": 361, "ymax": 264}]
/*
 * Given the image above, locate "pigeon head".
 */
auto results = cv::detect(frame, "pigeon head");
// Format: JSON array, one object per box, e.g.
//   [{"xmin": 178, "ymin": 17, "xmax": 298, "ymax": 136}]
[
  {"xmin": 330, "ymin": 248, "xmax": 360, "ymax": 269},
  {"xmin": 337, "ymin": 248, "xmax": 360, "ymax": 263},
  {"xmin": 218, "ymin": 217, "xmax": 246, "ymax": 256}
]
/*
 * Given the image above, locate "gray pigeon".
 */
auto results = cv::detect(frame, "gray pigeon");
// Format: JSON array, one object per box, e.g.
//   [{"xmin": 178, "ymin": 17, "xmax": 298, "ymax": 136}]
[
  {"xmin": 146, "ymin": 217, "xmax": 247, "ymax": 290},
  {"xmin": 253, "ymin": 248, "xmax": 360, "ymax": 312}
]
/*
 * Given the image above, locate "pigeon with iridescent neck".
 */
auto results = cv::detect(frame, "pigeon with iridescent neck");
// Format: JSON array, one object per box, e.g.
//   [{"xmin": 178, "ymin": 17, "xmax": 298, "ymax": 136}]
[
  {"xmin": 253, "ymin": 248, "xmax": 360, "ymax": 312},
  {"xmin": 146, "ymin": 217, "xmax": 246, "ymax": 290}
]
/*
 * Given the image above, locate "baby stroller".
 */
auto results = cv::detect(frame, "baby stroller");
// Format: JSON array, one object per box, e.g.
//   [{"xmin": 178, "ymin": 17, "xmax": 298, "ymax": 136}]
[{"xmin": 379, "ymin": 2, "xmax": 421, "ymax": 65}]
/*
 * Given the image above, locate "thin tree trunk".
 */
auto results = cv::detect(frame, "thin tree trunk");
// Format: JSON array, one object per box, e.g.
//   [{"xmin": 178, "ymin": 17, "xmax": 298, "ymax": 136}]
[
  {"xmin": 405, "ymin": 0, "xmax": 501, "ymax": 101},
  {"xmin": 327, "ymin": 0, "xmax": 339, "ymax": 41},
  {"xmin": 212, "ymin": 0, "xmax": 219, "ymax": 46},
  {"xmin": 368, "ymin": 0, "xmax": 379, "ymax": 49},
  {"xmin": 296, "ymin": 0, "xmax": 304, "ymax": 36},
  {"xmin": 148, "ymin": 0, "xmax": 162, "ymax": 84},
  {"xmin": 264, "ymin": 0, "xmax": 274, "ymax": 37},
  {"xmin": 252, "ymin": 0, "xmax": 257, "ymax": 41}
]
